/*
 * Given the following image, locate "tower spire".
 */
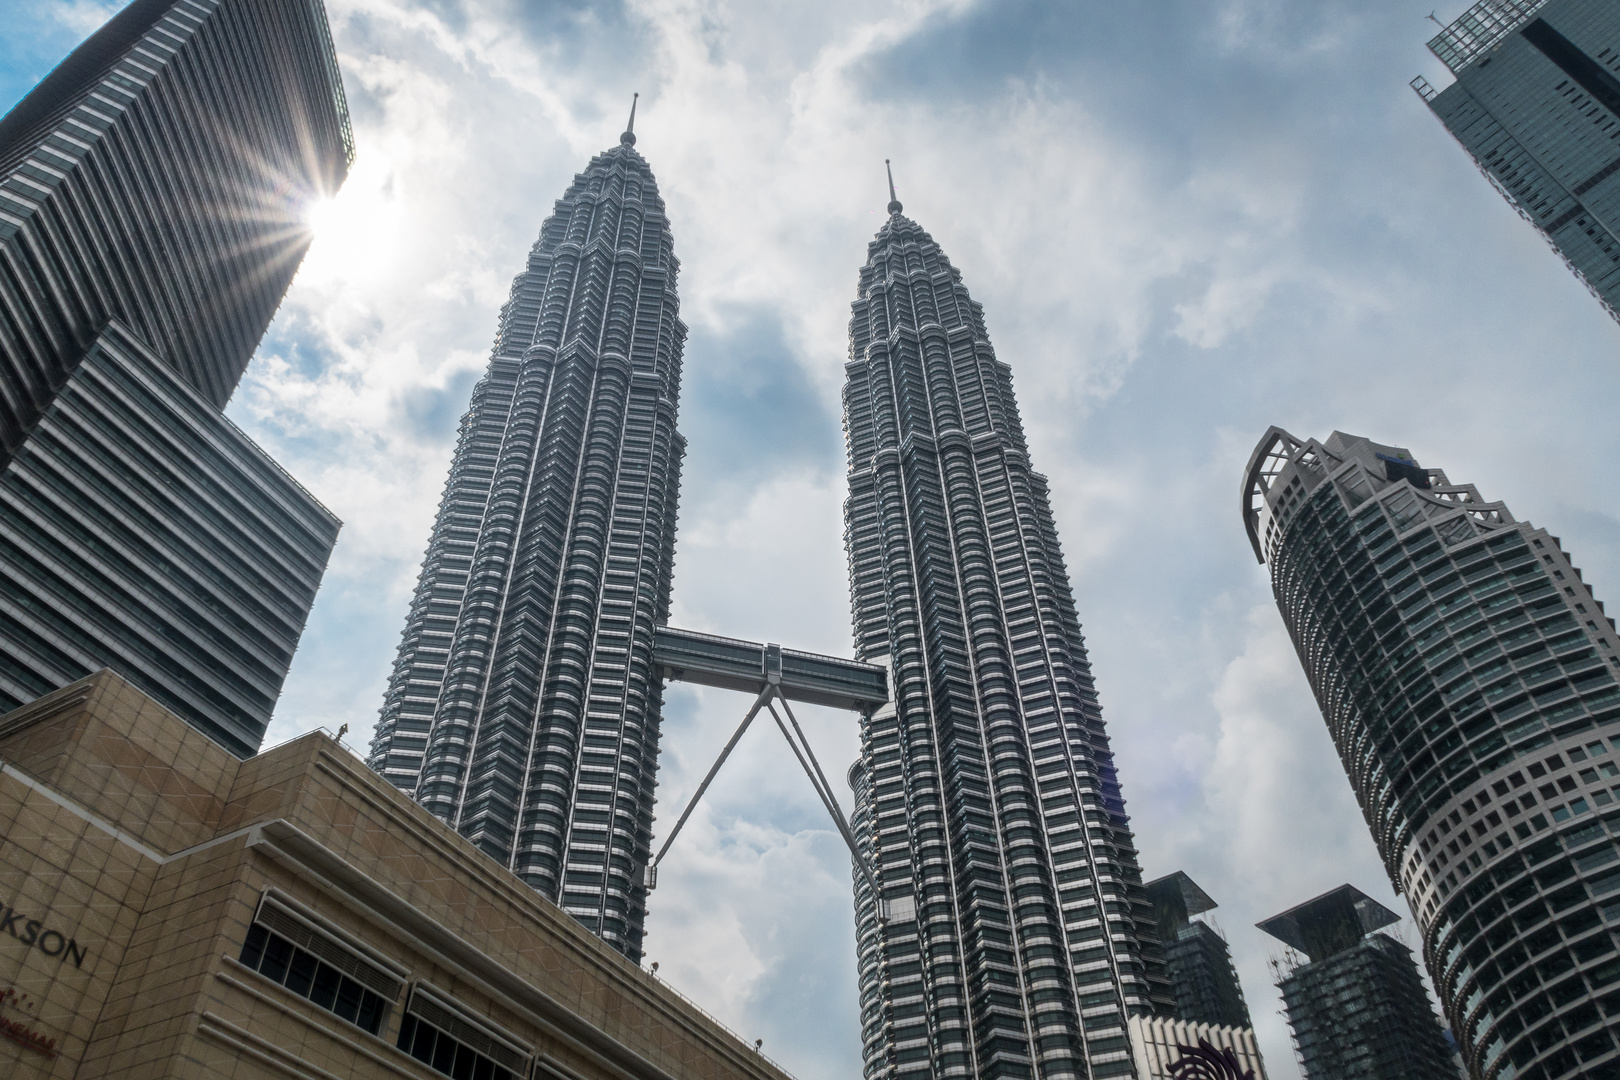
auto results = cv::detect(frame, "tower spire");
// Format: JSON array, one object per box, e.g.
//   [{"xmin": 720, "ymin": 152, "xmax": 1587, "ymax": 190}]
[
  {"xmin": 621, "ymin": 92, "xmax": 638, "ymax": 147},
  {"xmin": 885, "ymin": 158, "xmax": 902, "ymax": 215}
]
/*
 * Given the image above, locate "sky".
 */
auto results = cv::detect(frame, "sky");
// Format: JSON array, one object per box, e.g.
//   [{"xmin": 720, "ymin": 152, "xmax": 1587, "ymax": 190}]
[{"xmin": 8, "ymin": 1, "xmax": 1620, "ymax": 1077}]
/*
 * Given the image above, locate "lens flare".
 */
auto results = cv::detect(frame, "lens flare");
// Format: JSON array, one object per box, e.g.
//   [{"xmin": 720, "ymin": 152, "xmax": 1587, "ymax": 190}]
[{"xmin": 302, "ymin": 196, "xmax": 336, "ymax": 234}]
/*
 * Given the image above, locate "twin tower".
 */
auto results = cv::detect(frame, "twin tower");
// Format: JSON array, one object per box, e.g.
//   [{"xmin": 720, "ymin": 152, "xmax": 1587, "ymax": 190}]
[{"xmin": 366, "ymin": 121, "xmax": 1170, "ymax": 1080}]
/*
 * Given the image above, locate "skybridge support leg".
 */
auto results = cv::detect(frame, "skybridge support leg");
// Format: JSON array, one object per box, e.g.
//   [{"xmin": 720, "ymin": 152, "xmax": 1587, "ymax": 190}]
[
  {"xmin": 767, "ymin": 696, "xmax": 879, "ymax": 900},
  {"xmin": 640, "ymin": 683, "xmax": 775, "ymax": 888},
  {"xmin": 641, "ymin": 679, "xmax": 882, "ymax": 910}
]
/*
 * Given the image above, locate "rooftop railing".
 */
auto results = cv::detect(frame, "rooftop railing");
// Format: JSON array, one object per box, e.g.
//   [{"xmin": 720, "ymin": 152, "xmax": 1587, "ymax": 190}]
[{"xmin": 1427, "ymin": 0, "xmax": 1550, "ymax": 74}]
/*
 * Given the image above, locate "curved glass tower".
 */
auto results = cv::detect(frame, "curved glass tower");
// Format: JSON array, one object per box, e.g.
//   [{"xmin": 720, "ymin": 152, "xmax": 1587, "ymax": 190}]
[
  {"xmin": 369, "ymin": 119, "xmax": 684, "ymax": 962},
  {"xmin": 1245, "ymin": 428, "xmax": 1620, "ymax": 1080},
  {"xmin": 843, "ymin": 188, "xmax": 1171, "ymax": 1080}
]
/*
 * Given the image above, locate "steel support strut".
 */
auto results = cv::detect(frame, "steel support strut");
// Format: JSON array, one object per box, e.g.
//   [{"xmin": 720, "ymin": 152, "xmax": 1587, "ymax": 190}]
[
  {"xmin": 644, "ymin": 682, "xmax": 776, "ymax": 885},
  {"xmin": 642, "ymin": 678, "xmax": 880, "ymax": 903}
]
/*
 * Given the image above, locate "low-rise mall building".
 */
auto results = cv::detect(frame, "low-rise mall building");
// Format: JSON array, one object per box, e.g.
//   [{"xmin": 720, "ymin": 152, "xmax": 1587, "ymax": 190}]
[{"xmin": 0, "ymin": 670, "xmax": 792, "ymax": 1080}]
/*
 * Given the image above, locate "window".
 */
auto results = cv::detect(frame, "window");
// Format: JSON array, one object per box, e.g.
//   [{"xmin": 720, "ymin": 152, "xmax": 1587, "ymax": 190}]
[
  {"xmin": 238, "ymin": 898, "xmax": 400, "ymax": 1035},
  {"xmin": 398, "ymin": 985, "xmax": 531, "ymax": 1080}
]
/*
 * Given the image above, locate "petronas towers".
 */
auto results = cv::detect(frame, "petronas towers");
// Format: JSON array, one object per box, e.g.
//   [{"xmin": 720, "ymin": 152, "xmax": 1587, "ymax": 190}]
[
  {"xmin": 369, "ymin": 116, "xmax": 683, "ymax": 961},
  {"xmin": 844, "ymin": 189, "xmax": 1170, "ymax": 1080},
  {"xmin": 370, "ymin": 126, "xmax": 1165, "ymax": 1077}
]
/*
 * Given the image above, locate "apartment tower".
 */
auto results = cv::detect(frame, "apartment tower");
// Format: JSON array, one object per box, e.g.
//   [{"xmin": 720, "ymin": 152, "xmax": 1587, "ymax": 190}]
[
  {"xmin": 369, "ymin": 112, "xmax": 683, "ymax": 964},
  {"xmin": 1245, "ymin": 428, "xmax": 1620, "ymax": 1080},
  {"xmin": 0, "ymin": 0, "xmax": 350, "ymax": 754},
  {"xmin": 1143, "ymin": 872, "xmax": 1252, "ymax": 1031},
  {"xmin": 841, "ymin": 181, "xmax": 1172, "ymax": 1080}
]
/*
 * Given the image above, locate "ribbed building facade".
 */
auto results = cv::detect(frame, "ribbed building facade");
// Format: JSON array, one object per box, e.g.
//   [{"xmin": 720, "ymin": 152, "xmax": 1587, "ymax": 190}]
[
  {"xmin": 842, "ymin": 197, "xmax": 1171, "ymax": 1080},
  {"xmin": 368, "ymin": 127, "xmax": 684, "ymax": 963},
  {"xmin": 0, "ymin": 0, "xmax": 350, "ymax": 754},
  {"xmin": 0, "ymin": 321, "xmax": 338, "ymax": 757},
  {"xmin": 1245, "ymin": 428, "xmax": 1620, "ymax": 1080},
  {"xmin": 0, "ymin": 0, "xmax": 353, "ymax": 456},
  {"xmin": 1413, "ymin": 0, "xmax": 1620, "ymax": 322}
]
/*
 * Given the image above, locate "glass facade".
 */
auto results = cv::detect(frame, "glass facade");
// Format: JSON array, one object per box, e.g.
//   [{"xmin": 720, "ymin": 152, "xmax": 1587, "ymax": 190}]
[
  {"xmin": 240, "ymin": 924, "xmax": 392, "ymax": 1036},
  {"xmin": 1144, "ymin": 872, "xmax": 1252, "ymax": 1031},
  {"xmin": 1245, "ymin": 428, "xmax": 1620, "ymax": 1080},
  {"xmin": 368, "ymin": 128, "xmax": 684, "ymax": 964},
  {"xmin": 397, "ymin": 985, "xmax": 531, "ymax": 1080},
  {"xmin": 1274, "ymin": 933, "xmax": 1455, "ymax": 1080},
  {"xmin": 1415, "ymin": 0, "xmax": 1620, "ymax": 323},
  {"xmin": 842, "ymin": 200, "xmax": 1172, "ymax": 1080}
]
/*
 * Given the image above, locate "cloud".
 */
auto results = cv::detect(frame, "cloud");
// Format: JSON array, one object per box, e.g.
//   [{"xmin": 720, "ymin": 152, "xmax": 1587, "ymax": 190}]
[{"xmin": 43, "ymin": 0, "xmax": 123, "ymax": 35}]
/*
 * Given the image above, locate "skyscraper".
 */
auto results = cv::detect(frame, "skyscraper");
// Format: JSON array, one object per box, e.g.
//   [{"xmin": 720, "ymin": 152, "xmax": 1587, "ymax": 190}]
[
  {"xmin": 0, "ymin": 0, "xmax": 353, "ymax": 452},
  {"xmin": 842, "ymin": 178, "xmax": 1172, "ymax": 1080},
  {"xmin": 1245, "ymin": 428, "xmax": 1620, "ymax": 1080},
  {"xmin": 0, "ymin": 0, "xmax": 350, "ymax": 755},
  {"xmin": 369, "ymin": 111, "xmax": 683, "ymax": 963},
  {"xmin": 1258, "ymin": 886, "xmax": 1455, "ymax": 1080},
  {"xmin": 1144, "ymin": 872, "xmax": 1252, "ymax": 1030},
  {"xmin": 1413, "ymin": 0, "xmax": 1620, "ymax": 322}
]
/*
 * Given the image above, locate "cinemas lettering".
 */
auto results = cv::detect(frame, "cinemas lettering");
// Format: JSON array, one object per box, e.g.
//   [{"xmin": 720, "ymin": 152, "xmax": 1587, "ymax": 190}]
[
  {"xmin": 0, "ymin": 901, "xmax": 88, "ymax": 968},
  {"xmin": 0, "ymin": 988, "xmax": 56, "ymax": 1057}
]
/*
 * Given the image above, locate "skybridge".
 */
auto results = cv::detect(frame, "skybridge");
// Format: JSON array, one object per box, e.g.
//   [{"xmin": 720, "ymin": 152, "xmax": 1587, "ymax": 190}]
[{"xmin": 642, "ymin": 625, "xmax": 890, "ymax": 901}]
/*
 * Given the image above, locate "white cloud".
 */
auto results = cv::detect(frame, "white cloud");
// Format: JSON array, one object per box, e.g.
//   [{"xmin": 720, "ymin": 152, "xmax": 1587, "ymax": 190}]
[{"xmin": 43, "ymin": 0, "xmax": 121, "ymax": 35}]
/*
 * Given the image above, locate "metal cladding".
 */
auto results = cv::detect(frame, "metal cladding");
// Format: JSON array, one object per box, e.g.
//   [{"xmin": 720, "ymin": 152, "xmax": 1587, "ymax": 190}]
[
  {"xmin": 1246, "ymin": 428, "xmax": 1620, "ymax": 1080},
  {"xmin": 0, "ymin": 0, "xmax": 347, "ymax": 755},
  {"xmin": 0, "ymin": 321, "xmax": 339, "ymax": 757},
  {"xmin": 369, "ymin": 139, "xmax": 685, "ymax": 963},
  {"xmin": 841, "ymin": 206, "xmax": 1173, "ymax": 1080},
  {"xmin": 1413, "ymin": 0, "xmax": 1620, "ymax": 323},
  {"xmin": 0, "ymin": 0, "xmax": 353, "ymax": 462}
]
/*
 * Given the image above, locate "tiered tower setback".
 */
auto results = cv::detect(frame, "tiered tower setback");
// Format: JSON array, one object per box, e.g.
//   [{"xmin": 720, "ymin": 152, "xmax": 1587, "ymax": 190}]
[
  {"xmin": 369, "ymin": 116, "xmax": 684, "ymax": 963},
  {"xmin": 842, "ymin": 183, "xmax": 1172, "ymax": 1080}
]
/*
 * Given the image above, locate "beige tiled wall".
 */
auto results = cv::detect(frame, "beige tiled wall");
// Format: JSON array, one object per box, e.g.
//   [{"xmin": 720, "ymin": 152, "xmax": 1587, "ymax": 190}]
[{"xmin": 0, "ymin": 671, "xmax": 795, "ymax": 1080}]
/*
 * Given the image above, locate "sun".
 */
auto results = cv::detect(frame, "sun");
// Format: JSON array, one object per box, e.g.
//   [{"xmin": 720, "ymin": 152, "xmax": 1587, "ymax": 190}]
[
  {"xmin": 295, "ymin": 156, "xmax": 406, "ymax": 287},
  {"xmin": 302, "ymin": 195, "xmax": 338, "ymax": 235}
]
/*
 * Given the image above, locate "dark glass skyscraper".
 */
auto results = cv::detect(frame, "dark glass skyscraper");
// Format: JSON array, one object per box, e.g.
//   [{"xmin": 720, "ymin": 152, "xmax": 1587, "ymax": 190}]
[
  {"xmin": 0, "ymin": 0, "xmax": 350, "ymax": 754},
  {"xmin": 1414, "ymin": 0, "xmax": 1620, "ymax": 322},
  {"xmin": 842, "ymin": 187, "xmax": 1171, "ymax": 1080},
  {"xmin": 369, "ymin": 120, "xmax": 684, "ymax": 963},
  {"xmin": 1144, "ymin": 872, "xmax": 1251, "ymax": 1031},
  {"xmin": 1259, "ymin": 886, "xmax": 1455, "ymax": 1080},
  {"xmin": 1246, "ymin": 428, "xmax": 1620, "ymax": 1080}
]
